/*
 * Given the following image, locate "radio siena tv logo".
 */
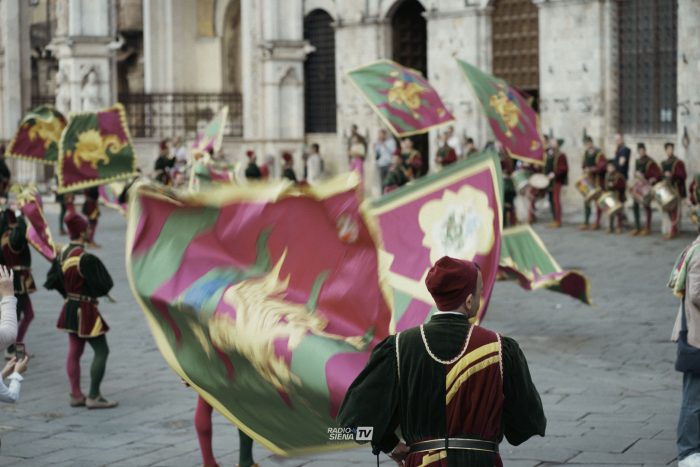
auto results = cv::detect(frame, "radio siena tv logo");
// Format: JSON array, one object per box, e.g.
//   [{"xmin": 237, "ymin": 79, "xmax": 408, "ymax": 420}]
[{"xmin": 328, "ymin": 426, "xmax": 373, "ymax": 441}]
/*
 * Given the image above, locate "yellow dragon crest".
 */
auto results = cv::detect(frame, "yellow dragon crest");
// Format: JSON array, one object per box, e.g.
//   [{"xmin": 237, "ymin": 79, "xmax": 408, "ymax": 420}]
[
  {"xmin": 388, "ymin": 77, "xmax": 426, "ymax": 118},
  {"xmin": 489, "ymin": 90, "xmax": 520, "ymax": 137},
  {"xmin": 68, "ymin": 129, "xmax": 125, "ymax": 169},
  {"xmin": 27, "ymin": 117, "xmax": 64, "ymax": 150}
]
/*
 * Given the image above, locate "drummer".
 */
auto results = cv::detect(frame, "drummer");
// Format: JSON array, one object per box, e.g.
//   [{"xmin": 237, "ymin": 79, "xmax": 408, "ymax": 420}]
[
  {"xmin": 604, "ymin": 160, "xmax": 627, "ymax": 234},
  {"xmin": 579, "ymin": 136, "xmax": 607, "ymax": 230},
  {"xmin": 630, "ymin": 143, "xmax": 661, "ymax": 236},
  {"xmin": 661, "ymin": 142, "xmax": 687, "ymax": 240},
  {"xmin": 545, "ymin": 138, "xmax": 568, "ymax": 228}
]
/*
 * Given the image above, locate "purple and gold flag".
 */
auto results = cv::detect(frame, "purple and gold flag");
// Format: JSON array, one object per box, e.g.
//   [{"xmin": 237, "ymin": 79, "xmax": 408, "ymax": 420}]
[
  {"xmin": 498, "ymin": 225, "xmax": 590, "ymax": 304},
  {"xmin": 371, "ymin": 151, "xmax": 504, "ymax": 329},
  {"xmin": 457, "ymin": 59, "xmax": 545, "ymax": 165},
  {"xmin": 126, "ymin": 174, "xmax": 392, "ymax": 456},
  {"xmin": 347, "ymin": 60, "xmax": 454, "ymax": 137},
  {"xmin": 192, "ymin": 106, "xmax": 228, "ymax": 154},
  {"xmin": 57, "ymin": 103, "xmax": 138, "ymax": 193},
  {"xmin": 15, "ymin": 186, "xmax": 56, "ymax": 261},
  {"xmin": 5, "ymin": 106, "xmax": 67, "ymax": 164}
]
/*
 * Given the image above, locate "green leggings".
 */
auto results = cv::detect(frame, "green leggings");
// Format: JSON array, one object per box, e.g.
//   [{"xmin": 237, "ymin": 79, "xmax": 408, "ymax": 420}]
[{"xmin": 67, "ymin": 333, "xmax": 109, "ymax": 399}]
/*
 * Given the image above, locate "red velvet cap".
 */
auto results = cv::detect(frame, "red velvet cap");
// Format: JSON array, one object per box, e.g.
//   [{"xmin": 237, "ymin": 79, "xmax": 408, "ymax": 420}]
[
  {"xmin": 64, "ymin": 210, "xmax": 89, "ymax": 240},
  {"xmin": 425, "ymin": 256, "xmax": 479, "ymax": 311},
  {"xmin": 282, "ymin": 152, "xmax": 292, "ymax": 163},
  {"xmin": 246, "ymin": 150, "xmax": 255, "ymax": 159}
]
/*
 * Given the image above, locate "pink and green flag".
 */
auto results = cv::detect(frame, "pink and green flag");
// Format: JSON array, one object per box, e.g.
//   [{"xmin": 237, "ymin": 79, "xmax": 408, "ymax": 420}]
[
  {"xmin": 347, "ymin": 60, "xmax": 454, "ymax": 137},
  {"xmin": 126, "ymin": 174, "xmax": 393, "ymax": 456},
  {"xmin": 457, "ymin": 59, "xmax": 545, "ymax": 165},
  {"xmin": 192, "ymin": 106, "xmax": 228, "ymax": 155},
  {"xmin": 14, "ymin": 186, "xmax": 56, "ymax": 261},
  {"xmin": 371, "ymin": 150, "xmax": 504, "ymax": 328},
  {"xmin": 498, "ymin": 225, "xmax": 591, "ymax": 304},
  {"xmin": 57, "ymin": 103, "xmax": 139, "ymax": 194},
  {"xmin": 99, "ymin": 182, "xmax": 128, "ymax": 216},
  {"xmin": 5, "ymin": 106, "xmax": 67, "ymax": 164}
]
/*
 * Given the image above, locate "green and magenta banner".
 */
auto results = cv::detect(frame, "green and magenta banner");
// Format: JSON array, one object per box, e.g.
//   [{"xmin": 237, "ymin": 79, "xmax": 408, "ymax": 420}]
[
  {"xmin": 457, "ymin": 59, "xmax": 545, "ymax": 165},
  {"xmin": 99, "ymin": 182, "xmax": 128, "ymax": 215},
  {"xmin": 499, "ymin": 225, "xmax": 590, "ymax": 304},
  {"xmin": 15, "ymin": 186, "xmax": 56, "ymax": 261},
  {"xmin": 372, "ymin": 151, "xmax": 504, "ymax": 328},
  {"xmin": 57, "ymin": 103, "xmax": 139, "ymax": 193},
  {"xmin": 347, "ymin": 60, "xmax": 454, "ymax": 137},
  {"xmin": 192, "ymin": 106, "xmax": 228, "ymax": 155},
  {"xmin": 5, "ymin": 106, "xmax": 67, "ymax": 165},
  {"xmin": 126, "ymin": 175, "xmax": 393, "ymax": 456}
]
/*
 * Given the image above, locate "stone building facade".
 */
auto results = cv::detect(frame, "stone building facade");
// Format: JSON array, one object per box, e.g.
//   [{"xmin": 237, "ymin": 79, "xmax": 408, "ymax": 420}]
[{"xmin": 0, "ymin": 0, "xmax": 697, "ymax": 203}]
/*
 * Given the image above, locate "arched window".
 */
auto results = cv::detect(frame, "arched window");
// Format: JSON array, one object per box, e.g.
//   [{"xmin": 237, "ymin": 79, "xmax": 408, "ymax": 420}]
[
  {"xmin": 223, "ymin": 0, "xmax": 241, "ymax": 93},
  {"xmin": 303, "ymin": 9, "xmax": 336, "ymax": 133},
  {"xmin": 491, "ymin": 0, "xmax": 540, "ymax": 108},
  {"xmin": 618, "ymin": 0, "xmax": 677, "ymax": 134}
]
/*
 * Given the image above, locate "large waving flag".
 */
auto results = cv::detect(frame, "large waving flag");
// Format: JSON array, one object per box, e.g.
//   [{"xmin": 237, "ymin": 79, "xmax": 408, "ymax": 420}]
[
  {"xmin": 192, "ymin": 106, "xmax": 228, "ymax": 155},
  {"xmin": 99, "ymin": 182, "xmax": 128, "ymax": 215},
  {"xmin": 13, "ymin": 186, "xmax": 57, "ymax": 261},
  {"xmin": 126, "ymin": 175, "xmax": 392, "ymax": 456},
  {"xmin": 5, "ymin": 106, "xmax": 67, "ymax": 164},
  {"xmin": 347, "ymin": 60, "xmax": 454, "ymax": 137},
  {"xmin": 371, "ymin": 151, "xmax": 503, "ymax": 328},
  {"xmin": 457, "ymin": 59, "xmax": 544, "ymax": 165},
  {"xmin": 57, "ymin": 103, "xmax": 138, "ymax": 193},
  {"xmin": 499, "ymin": 225, "xmax": 590, "ymax": 304}
]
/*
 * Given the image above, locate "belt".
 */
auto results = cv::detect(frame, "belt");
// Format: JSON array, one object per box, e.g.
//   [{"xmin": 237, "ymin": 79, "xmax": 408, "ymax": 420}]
[
  {"xmin": 409, "ymin": 438, "xmax": 498, "ymax": 454},
  {"xmin": 66, "ymin": 293, "xmax": 99, "ymax": 304},
  {"xmin": 11, "ymin": 266, "xmax": 30, "ymax": 271}
]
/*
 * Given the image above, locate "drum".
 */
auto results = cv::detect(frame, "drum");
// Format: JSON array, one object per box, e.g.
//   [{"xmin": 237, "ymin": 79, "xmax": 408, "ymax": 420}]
[
  {"xmin": 652, "ymin": 181, "xmax": 679, "ymax": 212},
  {"xmin": 597, "ymin": 192, "xmax": 623, "ymax": 216},
  {"xmin": 630, "ymin": 178, "xmax": 653, "ymax": 206},
  {"xmin": 576, "ymin": 177, "xmax": 602, "ymax": 202},
  {"xmin": 512, "ymin": 169, "xmax": 532, "ymax": 193},
  {"xmin": 529, "ymin": 173, "xmax": 551, "ymax": 190}
]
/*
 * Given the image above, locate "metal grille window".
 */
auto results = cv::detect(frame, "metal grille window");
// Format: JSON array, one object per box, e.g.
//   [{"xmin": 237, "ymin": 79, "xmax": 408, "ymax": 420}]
[
  {"xmin": 491, "ymin": 0, "xmax": 539, "ymax": 92},
  {"xmin": 618, "ymin": 0, "xmax": 677, "ymax": 134},
  {"xmin": 304, "ymin": 10, "xmax": 336, "ymax": 133}
]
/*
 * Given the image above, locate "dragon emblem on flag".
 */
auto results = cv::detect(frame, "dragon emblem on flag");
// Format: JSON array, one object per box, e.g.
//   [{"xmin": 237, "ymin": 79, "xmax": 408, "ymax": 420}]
[
  {"xmin": 489, "ymin": 89, "xmax": 520, "ymax": 137},
  {"xmin": 69, "ymin": 130, "xmax": 126, "ymax": 169},
  {"xmin": 387, "ymin": 74, "xmax": 426, "ymax": 118}
]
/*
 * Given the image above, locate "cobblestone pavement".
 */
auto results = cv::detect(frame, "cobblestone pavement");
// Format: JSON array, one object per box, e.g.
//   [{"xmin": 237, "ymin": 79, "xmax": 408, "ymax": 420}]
[{"xmin": 0, "ymin": 204, "xmax": 687, "ymax": 466}]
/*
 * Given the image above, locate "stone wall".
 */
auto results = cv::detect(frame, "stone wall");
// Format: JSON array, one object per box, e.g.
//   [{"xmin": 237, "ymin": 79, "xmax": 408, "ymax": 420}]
[{"xmin": 677, "ymin": 0, "xmax": 700, "ymax": 178}]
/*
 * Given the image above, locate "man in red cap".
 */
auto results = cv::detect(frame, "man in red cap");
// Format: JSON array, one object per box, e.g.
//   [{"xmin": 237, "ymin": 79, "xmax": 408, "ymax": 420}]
[
  {"xmin": 338, "ymin": 256, "xmax": 545, "ymax": 466},
  {"xmin": 0, "ymin": 209, "xmax": 36, "ymax": 357},
  {"xmin": 82, "ymin": 186, "xmax": 100, "ymax": 248},
  {"xmin": 244, "ymin": 150, "xmax": 262, "ymax": 180},
  {"xmin": 281, "ymin": 152, "xmax": 297, "ymax": 182},
  {"xmin": 44, "ymin": 210, "xmax": 117, "ymax": 409}
]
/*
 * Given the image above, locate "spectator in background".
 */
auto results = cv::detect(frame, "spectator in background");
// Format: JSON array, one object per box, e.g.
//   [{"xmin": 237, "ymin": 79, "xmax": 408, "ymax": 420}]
[
  {"xmin": 154, "ymin": 139, "xmax": 175, "ymax": 185},
  {"xmin": 383, "ymin": 154, "xmax": 408, "ymax": 194},
  {"xmin": 349, "ymin": 143, "xmax": 366, "ymax": 179},
  {"xmin": 435, "ymin": 132, "xmax": 457, "ymax": 170},
  {"xmin": 171, "ymin": 136, "xmax": 188, "ymax": 169},
  {"xmin": 0, "ymin": 145, "xmax": 11, "ymax": 199},
  {"xmin": 445, "ymin": 125, "xmax": 463, "ymax": 159},
  {"xmin": 307, "ymin": 143, "xmax": 323, "ymax": 185},
  {"xmin": 281, "ymin": 152, "xmax": 297, "ymax": 182},
  {"xmin": 400, "ymin": 138, "xmax": 422, "ymax": 179},
  {"xmin": 613, "ymin": 133, "xmax": 631, "ymax": 180},
  {"xmin": 0, "ymin": 266, "xmax": 18, "ymax": 352},
  {"xmin": 463, "ymin": 137, "xmax": 479, "ymax": 159},
  {"xmin": 244, "ymin": 150, "xmax": 262, "ymax": 180},
  {"xmin": 374, "ymin": 129, "xmax": 396, "ymax": 184},
  {"xmin": 348, "ymin": 124, "xmax": 367, "ymax": 155}
]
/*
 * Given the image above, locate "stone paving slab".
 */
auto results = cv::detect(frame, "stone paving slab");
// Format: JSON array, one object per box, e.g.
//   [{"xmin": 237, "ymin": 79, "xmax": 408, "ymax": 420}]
[{"xmin": 0, "ymin": 206, "xmax": 686, "ymax": 466}]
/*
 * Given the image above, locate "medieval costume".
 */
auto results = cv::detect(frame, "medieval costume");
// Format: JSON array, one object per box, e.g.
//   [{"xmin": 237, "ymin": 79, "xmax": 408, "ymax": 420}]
[
  {"xmin": 281, "ymin": 152, "xmax": 297, "ymax": 183},
  {"xmin": 630, "ymin": 145, "xmax": 661, "ymax": 236},
  {"xmin": 435, "ymin": 143, "xmax": 457, "ymax": 170},
  {"xmin": 604, "ymin": 163, "xmax": 627, "ymax": 234},
  {"xmin": 338, "ymin": 257, "xmax": 546, "ymax": 466},
  {"xmin": 500, "ymin": 151, "xmax": 517, "ymax": 227},
  {"xmin": 383, "ymin": 158, "xmax": 409, "ymax": 194},
  {"xmin": 349, "ymin": 144, "xmax": 366, "ymax": 179},
  {"xmin": 661, "ymin": 143, "xmax": 687, "ymax": 239},
  {"xmin": 244, "ymin": 151, "xmax": 262, "ymax": 180},
  {"xmin": 82, "ymin": 186, "xmax": 100, "ymax": 247},
  {"xmin": 44, "ymin": 211, "xmax": 117, "ymax": 409},
  {"xmin": 154, "ymin": 140, "xmax": 175, "ymax": 185},
  {"xmin": 0, "ymin": 211, "xmax": 35, "ymax": 352},
  {"xmin": 580, "ymin": 140, "xmax": 606, "ymax": 230},
  {"xmin": 545, "ymin": 142, "xmax": 568, "ymax": 228}
]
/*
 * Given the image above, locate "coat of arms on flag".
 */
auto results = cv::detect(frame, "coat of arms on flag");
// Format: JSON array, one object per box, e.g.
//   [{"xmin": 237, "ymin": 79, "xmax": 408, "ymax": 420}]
[
  {"xmin": 5, "ymin": 106, "xmax": 67, "ymax": 164},
  {"xmin": 457, "ymin": 59, "xmax": 545, "ymax": 165},
  {"xmin": 347, "ymin": 60, "xmax": 454, "ymax": 137},
  {"xmin": 57, "ymin": 103, "xmax": 138, "ymax": 193}
]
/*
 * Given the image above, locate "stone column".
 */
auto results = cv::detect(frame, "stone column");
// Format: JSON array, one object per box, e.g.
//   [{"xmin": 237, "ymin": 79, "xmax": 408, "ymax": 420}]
[
  {"xmin": 50, "ymin": 0, "xmax": 117, "ymax": 114},
  {"xmin": 677, "ymin": 0, "xmax": 700, "ymax": 174}
]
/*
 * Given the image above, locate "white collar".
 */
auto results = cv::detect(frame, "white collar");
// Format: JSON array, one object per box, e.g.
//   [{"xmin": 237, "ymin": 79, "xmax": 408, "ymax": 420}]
[{"xmin": 434, "ymin": 310, "xmax": 465, "ymax": 316}]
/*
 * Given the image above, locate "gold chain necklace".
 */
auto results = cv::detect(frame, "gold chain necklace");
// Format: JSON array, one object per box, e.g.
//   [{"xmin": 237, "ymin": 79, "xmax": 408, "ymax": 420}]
[{"xmin": 420, "ymin": 323, "xmax": 473, "ymax": 365}]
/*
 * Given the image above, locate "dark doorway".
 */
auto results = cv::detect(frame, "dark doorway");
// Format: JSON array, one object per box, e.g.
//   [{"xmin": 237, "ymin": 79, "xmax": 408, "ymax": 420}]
[
  {"xmin": 304, "ymin": 9, "xmax": 337, "ymax": 133},
  {"xmin": 390, "ymin": 0, "xmax": 429, "ymax": 175},
  {"xmin": 492, "ymin": 0, "xmax": 540, "ymax": 110}
]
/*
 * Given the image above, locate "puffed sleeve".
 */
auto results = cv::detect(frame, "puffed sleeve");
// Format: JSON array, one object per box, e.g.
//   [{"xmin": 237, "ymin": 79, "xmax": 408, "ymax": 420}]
[
  {"xmin": 8, "ymin": 217, "xmax": 27, "ymax": 253},
  {"xmin": 79, "ymin": 253, "xmax": 114, "ymax": 297},
  {"xmin": 501, "ymin": 336, "xmax": 546, "ymax": 446},
  {"xmin": 337, "ymin": 335, "xmax": 400, "ymax": 454},
  {"xmin": 44, "ymin": 258, "xmax": 66, "ymax": 298}
]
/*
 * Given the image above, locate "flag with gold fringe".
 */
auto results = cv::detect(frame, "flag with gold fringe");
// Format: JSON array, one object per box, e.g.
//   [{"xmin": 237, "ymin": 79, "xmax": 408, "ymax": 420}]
[
  {"xmin": 57, "ymin": 103, "xmax": 138, "ymax": 193},
  {"xmin": 371, "ymin": 150, "xmax": 504, "ymax": 328},
  {"xmin": 126, "ymin": 174, "xmax": 393, "ymax": 456},
  {"xmin": 457, "ymin": 59, "xmax": 545, "ymax": 165},
  {"xmin": 5, "ymin": 106, "xmax": 67, "ymax": 165},
  {"xmin": 498, "ymin": 225, "xmax": 591, "ymax": 304},
  {"xmin": 347, "ymin": 60, "xmax": 454, "ymax": 137},
  {"xmin": 13, "ymin": 186, "xmax": 56, "ymax": 261}
]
